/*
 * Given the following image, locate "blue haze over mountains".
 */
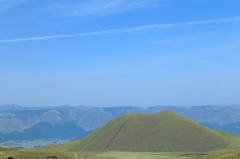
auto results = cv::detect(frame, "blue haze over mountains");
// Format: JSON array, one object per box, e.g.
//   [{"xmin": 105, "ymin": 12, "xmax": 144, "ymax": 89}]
[{"xmin": 0, "ymin": 105, "xmax": 240, "ymax": 142}]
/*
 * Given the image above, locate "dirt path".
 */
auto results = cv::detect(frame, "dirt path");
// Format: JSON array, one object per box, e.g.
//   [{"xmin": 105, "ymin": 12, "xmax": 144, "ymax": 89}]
[
  {"xmin": 104, "ymin": 117, "xmax": 131, "ymax": 150},
  {"xmin": 74, "ymin": 153, "xmax": 78, "ymax": 159}
]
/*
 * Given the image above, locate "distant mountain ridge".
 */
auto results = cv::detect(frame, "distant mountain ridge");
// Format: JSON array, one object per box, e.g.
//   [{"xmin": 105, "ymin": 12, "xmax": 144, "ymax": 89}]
[{"xmin": 0, "ymin": 104, "xmax": 240, "ymax": 141}]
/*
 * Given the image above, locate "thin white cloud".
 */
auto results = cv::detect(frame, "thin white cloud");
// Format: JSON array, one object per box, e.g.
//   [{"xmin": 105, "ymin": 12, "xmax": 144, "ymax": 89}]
[
  {"xmin": 1, "ymin": 17, "xmax": 240, "ymax": 43},
  {"xmin": 0, "ymin": 0, "xmax": 167, "ymax": 17},
  {"xmin": 44, "ymin": 0, "xmax": 166, "ymax": 17},
  {"xmin": 0, "ymin": 0, "xmax": 26, "ymax": 11},
  {"xmin": 0, "ymin": 0, "xmax": 161, "ymax": 13}
]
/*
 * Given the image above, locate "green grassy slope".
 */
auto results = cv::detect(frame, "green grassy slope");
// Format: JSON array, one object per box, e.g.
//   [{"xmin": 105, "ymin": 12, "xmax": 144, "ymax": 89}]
[
  {"xmin": 193, "ymin": 151, "xmax": 240, "ymax": 159},
  {"xmin": 45, "ymin": 139, "xmax": 82, "ymax": 152},
  {"xmin": 0, "ymin": 147, "xmax": 103, "ymax": 159},
  {"xmin": 92, "ymin": 151, "xmax": 206, "ymax": 159},
  {"xmin": 58, "ymin": 111, "xmax": 232, "ymax": 152}
]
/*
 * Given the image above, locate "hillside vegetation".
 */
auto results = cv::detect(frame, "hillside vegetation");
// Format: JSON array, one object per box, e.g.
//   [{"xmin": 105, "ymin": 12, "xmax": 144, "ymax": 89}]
[
  {"xmin": 0, "ymin": 147, "xmax": 103, "ymax": 159},
  {"xmin": 0, "ymin": 147, "xmax": 75, "ymax": 159},
  {"xmin": 54, "ymin": 111, "xmax": 233, "ymax": 152},
  {"xmin": 193, "ymin": 151, "xmax": 240, "ymax": 159}
]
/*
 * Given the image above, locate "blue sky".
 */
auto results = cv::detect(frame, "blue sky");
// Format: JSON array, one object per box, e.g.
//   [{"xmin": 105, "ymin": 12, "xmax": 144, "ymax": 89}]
[{"xmin": 0, "ymin": 0, "xmax": 240, "ymax": 107}]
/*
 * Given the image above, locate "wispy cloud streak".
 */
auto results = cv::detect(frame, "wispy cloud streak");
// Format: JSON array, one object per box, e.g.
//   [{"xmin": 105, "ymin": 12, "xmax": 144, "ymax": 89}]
[
  {"xmin": 0, "ymin": 0, "xmax": 26, "ymax": 11},
  {"xmin": 1, "ymin": 17, "xmax": 240, "ymax": 43},
  {"xmin": 44, "ymin": 0, "xmax": 166, "ymax": 17}
]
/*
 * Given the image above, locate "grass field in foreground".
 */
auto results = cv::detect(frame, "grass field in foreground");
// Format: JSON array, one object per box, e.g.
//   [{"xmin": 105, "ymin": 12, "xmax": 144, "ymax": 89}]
[
  {"xmin": 91, "ymin": 151, "xmax": 206, "ymax": 159},
  {"xmin": 193, "ymin": 151, "xmax": 240, "ymax": 159},
  {"xmin": 0, "ymin": 147, "xmax": 106, "ymax": 159}
]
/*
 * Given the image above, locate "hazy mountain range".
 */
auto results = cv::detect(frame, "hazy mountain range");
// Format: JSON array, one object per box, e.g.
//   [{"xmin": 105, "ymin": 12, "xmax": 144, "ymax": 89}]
[{"xmin": 0, "ymin": 104, "xmax": 240, "ymax": 141}]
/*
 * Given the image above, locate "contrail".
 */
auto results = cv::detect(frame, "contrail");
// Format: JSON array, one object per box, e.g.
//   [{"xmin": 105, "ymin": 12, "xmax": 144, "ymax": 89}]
[{"xmin": 1, "ymin": 17, "xmax": 240, "ymax": 43}]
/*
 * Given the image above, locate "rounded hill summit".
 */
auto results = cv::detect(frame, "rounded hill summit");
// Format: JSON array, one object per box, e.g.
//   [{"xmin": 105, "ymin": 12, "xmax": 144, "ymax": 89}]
[{"xmin": 67, "ymin": 111, "xmax": 231, "ymax": 152}]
